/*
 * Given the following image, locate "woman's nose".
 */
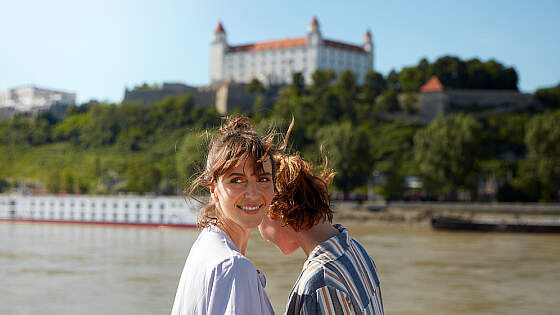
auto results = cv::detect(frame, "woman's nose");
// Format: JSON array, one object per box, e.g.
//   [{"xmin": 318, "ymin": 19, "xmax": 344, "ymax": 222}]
[{"xmin": 245, "ymin": 180, "xmax": 258, "ymax": 197}]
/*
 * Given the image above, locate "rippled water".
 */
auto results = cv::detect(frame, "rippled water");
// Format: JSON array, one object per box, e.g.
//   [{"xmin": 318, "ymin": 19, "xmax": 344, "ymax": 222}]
[{"xmin": 1, "ymin": 221, "xmax": 559, "ymax": 314}]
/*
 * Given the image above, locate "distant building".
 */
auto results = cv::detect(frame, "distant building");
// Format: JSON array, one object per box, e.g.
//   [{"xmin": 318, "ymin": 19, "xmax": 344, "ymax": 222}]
[
  {"xmin": 123, "ymin": 81, "xmax": 282, "ymax": 114},
  {"xmin": 0, "ymin": 86, "xmax": 76, "ymax": 117},
  {"xmin": 418, "ymin": 76, "xmax": 540, "ymax": 123},
  {"xmin": 210, "ymin": 17, "xmax": 373, "ymax": 85}
]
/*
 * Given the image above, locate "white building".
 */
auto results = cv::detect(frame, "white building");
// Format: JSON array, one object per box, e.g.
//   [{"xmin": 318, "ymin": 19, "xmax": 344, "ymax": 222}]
[
  {"xmin": 0, "ymin": 85, "xmax": 76, "ymax": 112},
  {"xmin": 210, "ymin": 17, "xmax": 374, "ymax": 85}
]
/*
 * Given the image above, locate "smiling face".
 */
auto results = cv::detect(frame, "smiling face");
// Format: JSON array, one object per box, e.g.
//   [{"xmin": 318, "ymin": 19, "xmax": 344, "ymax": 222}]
[{"xmin": 211, "ymin": 156, "xmax": 274, "ymax": 231}]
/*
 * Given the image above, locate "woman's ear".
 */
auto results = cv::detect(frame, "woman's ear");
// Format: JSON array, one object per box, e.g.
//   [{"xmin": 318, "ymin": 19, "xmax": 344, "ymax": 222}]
[{"xmin": 210, "ymin": 185, "xmax": 218, "ymax": 202}]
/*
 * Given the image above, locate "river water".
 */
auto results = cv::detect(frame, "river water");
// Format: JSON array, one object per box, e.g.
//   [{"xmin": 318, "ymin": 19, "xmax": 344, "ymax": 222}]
[{"xmin": 1, "ymin": 221, "xmax": 559, "ymax": 315}]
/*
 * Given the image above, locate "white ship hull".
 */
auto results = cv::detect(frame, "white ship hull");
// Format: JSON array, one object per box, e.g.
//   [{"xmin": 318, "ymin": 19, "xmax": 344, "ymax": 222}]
[{"xmin": 0, "ymin": 195, "xmax": 199, "ymax": 228}]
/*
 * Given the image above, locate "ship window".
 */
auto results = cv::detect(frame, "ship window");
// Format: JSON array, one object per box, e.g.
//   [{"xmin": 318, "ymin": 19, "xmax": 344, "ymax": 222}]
[
  {"xmin": 50, "ymin": 201, "xmax": 54, "ymax": 206},
  {"xmin": 148, "ymin": 203, "xmax": 152, "ymax": 209},
  {"xmin": 40, "ymin": 202, "xmax": 44, "ymax": 206},
  {"xmin": 30, "ymin": 201, "xmax": 35, "ymax": 206},
  {"xmin": 136, "ymin": 203, "xmax": 140, "ymax": 209},
  {"xmin": 113, "ymin": 213, "xmax": 117, "ymax": 220},
  {"xmin": 81, "ymin": 202, "xmax": 85, "ymax": 207},
  {"xmin": 160, "ymin": 204, "xmax": 164, "ymax": 210},
  {"xmin": 102, "ymin": 203, "xmax": 106, "ymax": 209},
  {"xmin": 124, "ymin": 203, "xmax": 129, "ymax": 209},
  {"xmin": 113, "ymin": 203, "xmax": 118, "ymax": 208},
  {"xmin": 91, "ymin": 202, "xmax": 95, "ymax": 208},
  {"xmin": 160, "ymin": 214, "xmax": 164, "ymax": 221},
  {"xmin": 70, "ymin": 202, "xmax": 75, "ymax": 207},
  {"xmin": 148, "ymin": 214, "xmax": 152, "ymax": 222},
  {"xmin": 124, "ymin": 213, "xmax": 129, "ymax": 221},
  {"xmin": 81, "ymin": 212, "xmax": 85, "ymax": 220},
  {"xmin": 60, "ymin": 202, "xmax": 64, "ymax": 207}
]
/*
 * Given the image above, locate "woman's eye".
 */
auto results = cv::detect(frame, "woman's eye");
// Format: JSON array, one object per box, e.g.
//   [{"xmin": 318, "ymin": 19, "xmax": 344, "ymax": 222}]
[
  {"xmin": 231, "ymin": 178, "xmax": 243, "ymax": 183},
  {"xmin": 259, "ymin": 177, "xmax": 271, "ymax": 183}
]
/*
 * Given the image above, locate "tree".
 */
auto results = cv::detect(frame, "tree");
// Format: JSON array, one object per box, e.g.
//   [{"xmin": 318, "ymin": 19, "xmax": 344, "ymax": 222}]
[
  {"xmin": 0, "ymin": 178, "xmax": 9, "ymax": 193},
  {"xmin": 536, "ymin": 83, "xmax": 560, "ymax": 109},
  {"xmin": 377, "ymin": 89, "xmax": 400, "ymax": 112},
  {"xmin": 61, "ymin": 168, "xmax": 75, "ymax": 193},
  {"xmin": 46, "ymin": 171, "xmax": 62, "ymax": 194},
  {"xmin": 524, "ymin": 110, "xmax": 560, "ymax": 201},
  {"xmin": 316, "ymin": 122, "xmax": 373, "ymax": 197},
  {"xmin": 398, "ymin": 67, "xmax": 423, "ymax": 92},
  {"xmin": 385, "ymin": 69, "xmax": 400, "ymax": 91},
  {"xmin": 289, "ymin": 72, "xmax": 305, "ymax": 96},
  {"xmin": 246, "ymin": 78, "xmax": 266, "ymax": 94},
  {"xmin": 246, "ymin": 78, "xmax": 267, "ymax": 118},
  {"xmin": 126, "ymin": 164, "xmax": 161, "ymax": 194},
  {"xmin": 362, "ymin": 70, "xmax": 386, "ymax": 104},
  {"xmin": 414, "ymin": 114, "xmax": 483, "ymax": 196},
  {"xmin": 176, "ymin": 131, "xmax": 213, "ymax": 189},
  {"xmin": 334, "ymin": 70, "xmax": 358, "ymax": 122}
]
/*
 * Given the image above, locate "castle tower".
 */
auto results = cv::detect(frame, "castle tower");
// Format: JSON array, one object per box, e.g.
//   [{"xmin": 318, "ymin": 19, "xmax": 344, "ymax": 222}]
[
  {"xmin": 363, "ymin": 29, "xmax": 374, "ymax": 71},
  {"xmin": 210, "ymin": 22, "xmax": 228, "ymax": 84},
  {"xmin": 307, "ymin": 17, "xmax": 322, "ymax": 46}
]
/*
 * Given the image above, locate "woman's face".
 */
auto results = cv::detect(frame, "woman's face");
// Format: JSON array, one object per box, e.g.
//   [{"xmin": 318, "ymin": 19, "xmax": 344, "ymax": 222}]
[
  {"xmin": 212, "ymin": 157, "xmax": 274, "ymax": 231},
  {"xmin": 259, "ymin": 214, "xmax": 300, "ymax": 255}
]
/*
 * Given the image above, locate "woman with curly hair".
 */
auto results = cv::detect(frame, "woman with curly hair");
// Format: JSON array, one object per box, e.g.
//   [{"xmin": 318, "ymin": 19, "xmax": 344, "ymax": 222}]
[
  {"xmin": 259, "ymin": 154, "xmax": 384, "ymax": 315},
  {"xmin": 172, "ymin": 116, "xmax": 275, "ymax": 315}
]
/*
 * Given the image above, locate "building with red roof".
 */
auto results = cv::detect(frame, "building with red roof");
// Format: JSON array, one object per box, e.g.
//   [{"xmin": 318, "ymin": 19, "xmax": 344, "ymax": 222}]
[{"xmin": 210, "ymin": 17, "xmax": 373, "ymax": 85}]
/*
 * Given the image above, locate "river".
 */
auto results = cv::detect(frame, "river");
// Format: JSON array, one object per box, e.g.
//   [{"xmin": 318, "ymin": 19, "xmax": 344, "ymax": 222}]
[{"xmin": 1, "ymin": 221, "xmax": 558, "ymax": 314}]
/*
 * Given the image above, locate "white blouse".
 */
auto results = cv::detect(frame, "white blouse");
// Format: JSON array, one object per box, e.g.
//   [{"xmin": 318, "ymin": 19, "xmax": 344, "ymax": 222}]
[{"xmin": 171, "ymin": 225, "xmax": 274, "ymax": 315}]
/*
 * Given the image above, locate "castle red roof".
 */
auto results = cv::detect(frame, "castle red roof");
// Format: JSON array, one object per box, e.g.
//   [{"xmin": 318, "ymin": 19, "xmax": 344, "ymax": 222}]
[
  {"xmin": 228, "ymin": 37, "xmax": 308, "ymax": 52},
  {"xmin": 421, "ymin": 76, "xmax": 444, "ymax": 92},
  {"xmin": 228, "ymin": 38, "xmax": 366, "ymax": 53},
  {"xmin": 323, "ymin": 39, "xmax": 366, "ymax": 53},
  {"xmin": 215, "ymin": 22, "xmax": 225, "ymax": 33},
  {"xmin": 311, "ymin": 17, "xmax": 318, "ymax": 26}
]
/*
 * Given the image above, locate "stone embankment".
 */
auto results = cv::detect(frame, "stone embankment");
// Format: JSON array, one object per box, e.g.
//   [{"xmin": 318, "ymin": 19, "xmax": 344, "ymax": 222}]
[{"xmin": 332, "ymin": 201, "xmax": 560, "ymax": 223}]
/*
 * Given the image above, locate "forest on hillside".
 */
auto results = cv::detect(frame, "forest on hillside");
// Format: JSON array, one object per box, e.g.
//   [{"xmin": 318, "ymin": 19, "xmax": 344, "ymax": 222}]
[{"xmin": 1, "ymin": 55, "xmax": 559, "ymax": 201}]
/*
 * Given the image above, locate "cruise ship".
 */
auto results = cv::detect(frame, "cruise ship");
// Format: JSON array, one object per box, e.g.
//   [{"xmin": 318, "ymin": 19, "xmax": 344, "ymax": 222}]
[{"xmin": 0, "ymin": 194, "xmax": 199, "ymax": 227}]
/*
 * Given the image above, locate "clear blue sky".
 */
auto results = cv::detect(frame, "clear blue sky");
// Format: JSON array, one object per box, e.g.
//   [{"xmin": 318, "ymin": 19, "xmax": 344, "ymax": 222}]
[{"xmin": 1, "ymin": 0, "xmax": 559, "ymax": 103}]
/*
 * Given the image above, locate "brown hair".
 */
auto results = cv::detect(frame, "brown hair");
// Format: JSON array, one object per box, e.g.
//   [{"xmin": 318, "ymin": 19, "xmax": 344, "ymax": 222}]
[
  {"xmin": 269, "ymin": 153, "xmax": 336, "ymax": 231},
  {"xmin": 188, "ymin": 116, "xmax": 275, "ymax": 229}
]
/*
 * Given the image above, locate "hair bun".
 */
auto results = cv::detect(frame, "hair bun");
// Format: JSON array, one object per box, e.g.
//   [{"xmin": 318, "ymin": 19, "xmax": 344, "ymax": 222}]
[{"xmin": 219, "ymin": 116, "xmax": 254, "ymax": 135}]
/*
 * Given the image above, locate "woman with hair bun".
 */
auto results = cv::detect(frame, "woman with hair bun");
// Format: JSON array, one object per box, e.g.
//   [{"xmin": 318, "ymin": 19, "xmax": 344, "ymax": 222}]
[
  {"xmin": 172, "ymin": 116, "xmax": 275, "ymax": 315},
  {"xmin": 259, "ymin": 153, "xmax": 384, "ymax": 315}
]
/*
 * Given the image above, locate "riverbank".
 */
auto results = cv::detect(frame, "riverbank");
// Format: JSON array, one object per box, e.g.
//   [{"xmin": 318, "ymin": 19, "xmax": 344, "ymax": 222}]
[{"xmin": 331, "ymin": 201, "xmax": 560, "ymax": 223}]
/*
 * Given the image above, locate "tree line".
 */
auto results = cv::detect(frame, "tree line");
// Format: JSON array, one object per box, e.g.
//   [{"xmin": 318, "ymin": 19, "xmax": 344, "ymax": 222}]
[{"xmin": 0, "ymin": 55, "xmax": 559, "ymax": 201}]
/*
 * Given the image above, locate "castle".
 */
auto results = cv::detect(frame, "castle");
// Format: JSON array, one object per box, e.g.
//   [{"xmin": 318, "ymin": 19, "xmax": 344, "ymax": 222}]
[
  {"xmin": 210, "ymin": 17, "xmax": 374, "ymax": 85},
  {"xmin": 125, "ymin": 18, "xmax": 374, "ymax": 112}
]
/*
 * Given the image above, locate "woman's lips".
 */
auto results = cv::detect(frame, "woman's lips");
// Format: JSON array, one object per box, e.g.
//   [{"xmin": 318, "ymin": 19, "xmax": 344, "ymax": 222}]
[{"xmin": 237, "ymin": 205, "xmax": 262, "ymax": 214}]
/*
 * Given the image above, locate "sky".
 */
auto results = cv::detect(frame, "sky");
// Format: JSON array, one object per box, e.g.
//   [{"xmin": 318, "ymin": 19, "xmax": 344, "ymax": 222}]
[{"xmin": 1, "ymin": 0, "xmax": 559, "ymax": 103}]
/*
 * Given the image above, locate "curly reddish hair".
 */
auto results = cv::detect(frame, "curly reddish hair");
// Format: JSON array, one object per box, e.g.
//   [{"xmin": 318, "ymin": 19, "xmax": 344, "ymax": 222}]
[{"xmin": 270, "ymin": 154, "xmax": 336, "ymax": 231}]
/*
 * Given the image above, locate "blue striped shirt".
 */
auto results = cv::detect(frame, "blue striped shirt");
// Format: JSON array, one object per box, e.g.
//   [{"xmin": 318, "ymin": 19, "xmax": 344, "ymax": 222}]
[{"xmin": 285, "ymin": 224, "xmax": 383, "ymax": 315}]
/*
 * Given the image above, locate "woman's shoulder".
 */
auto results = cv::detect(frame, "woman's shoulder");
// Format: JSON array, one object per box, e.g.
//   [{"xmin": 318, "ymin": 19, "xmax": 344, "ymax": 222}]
[{"xmin": 189, "ymin": 227, "xmax": 254, "ymax": 270}]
